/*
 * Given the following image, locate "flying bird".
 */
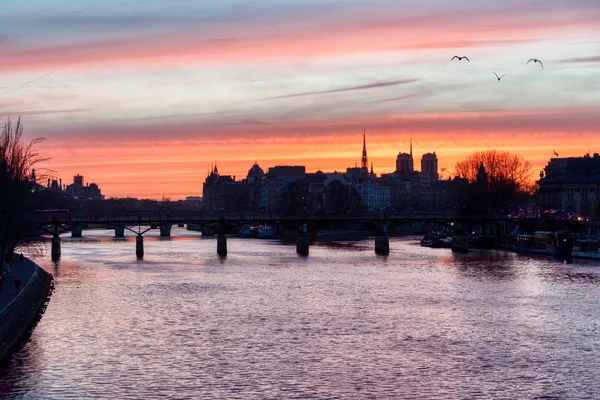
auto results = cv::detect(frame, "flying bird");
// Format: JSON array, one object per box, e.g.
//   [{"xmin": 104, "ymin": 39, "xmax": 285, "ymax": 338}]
[
  {"xmin": 526, "ymin": 58, "xmax": 544, "ymax": 69},
  {"xmin": 493, "ymin": 72, "xmax": 506, "ymax": 81},
  {"xmin": 553, "ymin": 150, "xmax": 559, "ymax": 156},
  {"xmin": 451, "ymin": 56, "xmax": 470, "ymax": 62}
]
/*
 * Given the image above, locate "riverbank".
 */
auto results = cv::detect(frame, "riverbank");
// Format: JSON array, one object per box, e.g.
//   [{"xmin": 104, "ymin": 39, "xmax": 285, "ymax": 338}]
[{"xmin": 0, "ymin": 255, "xmax": 54, "ymax": 366}]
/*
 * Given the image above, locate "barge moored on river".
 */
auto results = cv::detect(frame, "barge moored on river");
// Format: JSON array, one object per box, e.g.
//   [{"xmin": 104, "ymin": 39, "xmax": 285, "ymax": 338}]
[
  {"xmin": 511, "ymin": 231, "xmax": 573, "ymax": 257},
  {"xmin": 572, "ymin": 237, "xmax": 600, "ymax": 259}
]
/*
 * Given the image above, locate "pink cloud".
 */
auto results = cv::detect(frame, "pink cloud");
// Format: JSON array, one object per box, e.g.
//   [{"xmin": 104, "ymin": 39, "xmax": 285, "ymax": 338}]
[{"xmin": 1, "ymin": 8, "xmax": 598, "ymax": 73}]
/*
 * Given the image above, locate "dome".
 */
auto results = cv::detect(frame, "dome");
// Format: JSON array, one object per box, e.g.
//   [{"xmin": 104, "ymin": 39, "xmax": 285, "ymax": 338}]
[{"xmin": 247, "ymin": 163, "xmax": 265, "ymax": 180}]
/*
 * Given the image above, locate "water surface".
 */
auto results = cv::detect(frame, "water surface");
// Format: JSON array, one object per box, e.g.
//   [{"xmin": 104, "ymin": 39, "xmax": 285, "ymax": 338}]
[{"xmin": 1, "ymin": 228, "xmax": 599, "ymax": 399}]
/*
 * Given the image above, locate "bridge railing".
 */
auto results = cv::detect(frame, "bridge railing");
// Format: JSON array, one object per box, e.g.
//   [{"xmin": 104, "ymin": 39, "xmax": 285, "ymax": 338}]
[
  {"xmin": 36, "ymin": 211, "xmax": 598, "ymax": 226},
  {"xmin": 35, "ymin": 211, "xmax": 460, "ymax": 224}
]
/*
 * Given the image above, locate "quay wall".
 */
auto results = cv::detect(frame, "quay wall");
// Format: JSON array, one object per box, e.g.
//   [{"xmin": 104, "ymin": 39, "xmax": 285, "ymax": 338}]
[{"xmin": 0, "ymin": 260, "xmax": 54, "ymax": 366}]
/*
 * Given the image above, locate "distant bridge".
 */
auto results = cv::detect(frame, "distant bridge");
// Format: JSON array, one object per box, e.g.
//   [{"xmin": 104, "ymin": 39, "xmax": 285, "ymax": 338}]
[{"xmin": 36, "ymin": 211, "xmax": 596, "ymax": 260}]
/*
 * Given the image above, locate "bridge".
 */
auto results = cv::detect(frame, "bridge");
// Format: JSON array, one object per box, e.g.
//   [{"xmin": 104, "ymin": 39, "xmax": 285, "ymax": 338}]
[{"xmin": 37, "ymin": 211, "xmax": 595, "ymax": 259}]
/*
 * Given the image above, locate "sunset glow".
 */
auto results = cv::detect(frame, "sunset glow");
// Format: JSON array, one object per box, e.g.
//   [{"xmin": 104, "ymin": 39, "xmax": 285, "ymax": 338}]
[{"xmin": 1, "ymin": 0, "xmax": 599, "ymax": 199}]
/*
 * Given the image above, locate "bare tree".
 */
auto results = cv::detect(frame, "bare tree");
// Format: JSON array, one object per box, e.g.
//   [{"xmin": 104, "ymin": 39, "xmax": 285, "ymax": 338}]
[
  {"xmin": 0, "ymin": 118, "xmax": 49, "ymax": 182},
  {"xmin": 278, "ymin": 178, "xmax": 311, "ymax": 216},
  {"xmin": 454, "ymin": 150, "xmax": 533, "ymax": 216},
  {"xmin": 454, "ymin": 150, "xmax": 533, "ymax": 193},
  {"xmin": 1, "ymin": 118, "xmax": 50, "ymax": 261}
]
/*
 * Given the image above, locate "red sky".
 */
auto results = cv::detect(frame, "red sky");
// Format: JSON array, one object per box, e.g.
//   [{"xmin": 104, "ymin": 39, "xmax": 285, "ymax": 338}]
[{"xmin": 1, "ymin": 0, "xmax": 599, "ymax": 198}]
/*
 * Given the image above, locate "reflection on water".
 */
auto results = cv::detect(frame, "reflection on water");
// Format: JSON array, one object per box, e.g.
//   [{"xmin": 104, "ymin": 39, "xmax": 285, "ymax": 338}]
[{"xmin": 1, "ymin": 229, "xmax": 600, "ymax": 399}]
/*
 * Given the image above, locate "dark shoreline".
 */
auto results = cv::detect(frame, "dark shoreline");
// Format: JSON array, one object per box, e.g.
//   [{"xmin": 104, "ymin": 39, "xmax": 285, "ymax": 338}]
[{"xmin": 0, "ymin": 256, "xmax": 54, "ymax": 368}]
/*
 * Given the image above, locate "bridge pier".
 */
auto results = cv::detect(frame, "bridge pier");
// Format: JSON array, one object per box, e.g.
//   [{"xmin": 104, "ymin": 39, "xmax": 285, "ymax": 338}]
[
  {"xmin": 375, "ymin": 224, "xmax": 389, "ymax": 256},
  {"xmin": 217, "ymin": 234, "xmax": 227, "ymax": 257},
  {"xmin": 71, "ymin": 226, "xmax": 83, "ymax": 238},
  {"xmin": 51, "ymin": 234, "xmax": 61, "ymax": 260},
  {"xmin": 159, "ymin": 223, "xmax": 172, "ymax": 237},
  {"xmin": 136, "ymin": 234, "xmax": 144, "ymax": 259},
  {"xmin": 115, "ymin": 226, "xmax": 125, "ymax": 238},
  {"xmin": 296, "ymin": 224, "xmax": 309, "ymax": 256}
]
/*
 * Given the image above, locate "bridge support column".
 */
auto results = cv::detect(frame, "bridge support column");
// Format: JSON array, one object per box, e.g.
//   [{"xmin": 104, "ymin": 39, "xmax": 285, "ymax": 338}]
[
  {"xmin": 71, "ymin": 226, "xmax": 83, "ymax": 238},
  {"xmin": 136, "ymin": 234, "xmax": 144, "ymax": 259},
  {"xmin": 51, "ymin": 234, "xmax": 61, "ymax": 260},
  {"xmin": 217, "ymin": 234, "xmax": 227, "ymax": 257},
  {"xmin": 375, "ymin": 224, "xmax": 389, "ymax": 256},
  {"xmin": 159, "ymin": 223, "xmax": 172, "ymax": 237},
  {"xmin": 296, "ymin": 224, "xmax": 309, "ymax": 256},
  {"xmin": 115, "ymin": 226, "xmax": 125, "ymax": 237}
]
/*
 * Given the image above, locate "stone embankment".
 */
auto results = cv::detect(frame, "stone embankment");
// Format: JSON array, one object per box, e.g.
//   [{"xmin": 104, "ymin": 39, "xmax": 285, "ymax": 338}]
[{"xmin": 0, "ymin": 256, "xmax": 54, "ymax": 366}]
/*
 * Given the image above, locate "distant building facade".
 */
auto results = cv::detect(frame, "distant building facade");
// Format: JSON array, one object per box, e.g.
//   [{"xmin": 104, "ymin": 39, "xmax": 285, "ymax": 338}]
[
  {"xmin": 421, "ymin": 152, "xmax": 438, "ymax": 181},
  {"xmin": 197, "ymin": 135, "xmax": 483, "ymax": 214},
  {"xmin": 73, "ymin": 174, "xmax": 84, "ymax": 187},
  {"xmin": 46, "ymin": 174, "xmax": 104, "ymax": 200},
  {"xmin": 266, "ymin": 166, "xmax": 306, "ymax": 212},
  {"xmin": 537, "ymin": 153, "xmax": 600, "ymax": 216},
  {"xmin": 202, "ymin": 164, "xmax": 249, "ymax": 212}
]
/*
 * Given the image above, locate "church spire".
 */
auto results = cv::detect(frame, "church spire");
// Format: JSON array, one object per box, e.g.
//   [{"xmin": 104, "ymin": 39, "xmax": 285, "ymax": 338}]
[
  {"xmin": 361, "ymin": 129, "xmax": 368, "ymax": 169},
  {"xmin": 410, "ymin": 136, "xmax": 413, "ymax": 157}
]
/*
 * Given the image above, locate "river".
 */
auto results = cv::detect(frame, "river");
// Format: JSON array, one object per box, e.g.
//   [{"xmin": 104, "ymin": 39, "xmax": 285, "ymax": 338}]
[{"xmin": 1, "ymin": 228, "xmax": 600, "ymax": 399}]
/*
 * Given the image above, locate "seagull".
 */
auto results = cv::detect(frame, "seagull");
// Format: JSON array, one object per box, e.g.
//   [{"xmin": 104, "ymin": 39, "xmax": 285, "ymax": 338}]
[
  {"xmin": 493, "ymin": 72, "xmax": 506, "ymax": 81},
  {"xmin": 451, "ymin": 56, "xmax": 470, "ymax": 62},
  {"xmin": 526, "ymin": 58, "xmax": 544, "ymax": 69},
  {"xmin": 553, "ymin": 150, "xmax": 559, "ymax": 157}
]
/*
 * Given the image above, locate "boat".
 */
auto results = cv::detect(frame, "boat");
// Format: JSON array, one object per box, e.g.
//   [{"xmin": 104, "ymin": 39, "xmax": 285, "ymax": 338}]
[
  {"xmin": 511, "ymin": 231, "xmax": 573, "ymax": 257},
  {"xmin": 572, "ymin": 237, "xmax": 600, "ymax": 259},
  {"xmin": 420, "ymin": 234, "xmax": 441, "ymax": 248},
  {"xmin": 238, "ymin": 225, "xmax": 277, "ymax": 239},
  {"xmin": 420, "ymin": 233, "xmax": 448, "ymax": 248},
  {"xmin": 421, "ymin": 229, "xmax": 452, "ymax": 248},
  {"xmin": 257, "ymin": 225, "xmax": 277, "ymax": 239},
  {"xmin": 439, "ymin": 235, "xmax": 452, "ymax": 248},
  {"xmin": 238, "ymin": 226, "xmax": 257, "ymax": 238}
]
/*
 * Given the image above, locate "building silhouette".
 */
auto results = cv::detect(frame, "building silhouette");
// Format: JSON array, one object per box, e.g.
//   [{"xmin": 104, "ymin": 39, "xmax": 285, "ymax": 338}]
[
  {"xmin": 537, "ymin": 152, "xmax": 600, "ymax": 216},
  {"xmin": 396, "ymin": 138, "xmax": 414, "ymax": 175},
  {"xmin": 202, "ymin": 164, "xmax": 248, "ymax": 212},
  {"xmin": 246, "ymin": 162, "xmax": 267, "ymax": 211},
  {"xmin": 65, "ymin": 174, "xmax": 104, "ymax": 200},
  {"xmin": 421, "ymin": 152, "xmax": 438, "ymax": 181},
  {"xmin": 361, "ymin": 129, "xmax": 368, "ymax": 170},
  {"xmin": 74, "ymin": 174, "xmax": 84, "ymax": 187}
]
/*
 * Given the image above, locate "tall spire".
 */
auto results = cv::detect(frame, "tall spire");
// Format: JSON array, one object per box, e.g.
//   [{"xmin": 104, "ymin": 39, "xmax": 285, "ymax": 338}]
[
  {"xmin": 361, "ymin": 129, "xmax": 368, "ymax": 169},
  {"xmin": 410, "ymin": 136, "xmax": 413, "ymax": 157}
]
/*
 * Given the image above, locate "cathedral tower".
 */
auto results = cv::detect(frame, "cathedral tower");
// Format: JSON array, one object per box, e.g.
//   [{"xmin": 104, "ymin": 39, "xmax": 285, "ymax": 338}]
[{"xmin": 361, "ymin": 129, "xmax": 368, "ymax": 169}]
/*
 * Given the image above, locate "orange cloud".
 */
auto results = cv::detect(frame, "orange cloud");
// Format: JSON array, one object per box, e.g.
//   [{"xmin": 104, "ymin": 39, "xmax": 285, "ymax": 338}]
[{"xmin": 35, "ymin": 107, "xmax": 600, "ymax": 199}]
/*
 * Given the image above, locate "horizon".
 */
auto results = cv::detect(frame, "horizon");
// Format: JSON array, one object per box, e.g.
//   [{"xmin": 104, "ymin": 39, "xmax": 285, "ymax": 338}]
[{"xmin": 1, "ymin": 0, "xmax": 599, "ymax": 199}]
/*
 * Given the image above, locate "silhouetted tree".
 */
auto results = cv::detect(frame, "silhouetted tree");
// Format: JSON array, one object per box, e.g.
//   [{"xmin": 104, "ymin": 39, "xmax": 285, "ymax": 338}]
[
  {"xmin": 278, "ymin": 178, "xmax": 310, "ymax": 216},
  {"xmin": 454, "ymin": 150, "xmax": 533, "ymax": 216},
  {"xmin": 325, "ymin": 180, "xmax": 363, "ymax": 215},
  {"xmin": 0, "ymin": 118, "xmax": 49, "ymax": 261}
]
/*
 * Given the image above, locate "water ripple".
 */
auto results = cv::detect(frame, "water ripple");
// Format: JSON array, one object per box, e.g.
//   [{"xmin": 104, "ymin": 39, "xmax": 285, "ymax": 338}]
[{"xmin": 1, "ymin": 232, "xmax": 600, "ymax": 399}]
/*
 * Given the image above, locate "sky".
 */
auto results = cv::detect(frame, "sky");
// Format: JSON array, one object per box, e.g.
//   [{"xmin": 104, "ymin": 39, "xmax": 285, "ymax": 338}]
[{"xmin": 1, "ymin": 0, "xmax": 599, "ymax": 199}]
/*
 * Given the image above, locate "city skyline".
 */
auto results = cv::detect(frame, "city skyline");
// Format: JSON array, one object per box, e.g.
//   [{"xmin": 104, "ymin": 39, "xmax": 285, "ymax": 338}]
[{"xmin": 1, "ymin": 0, "xmax": 599, "ymax": 199}]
